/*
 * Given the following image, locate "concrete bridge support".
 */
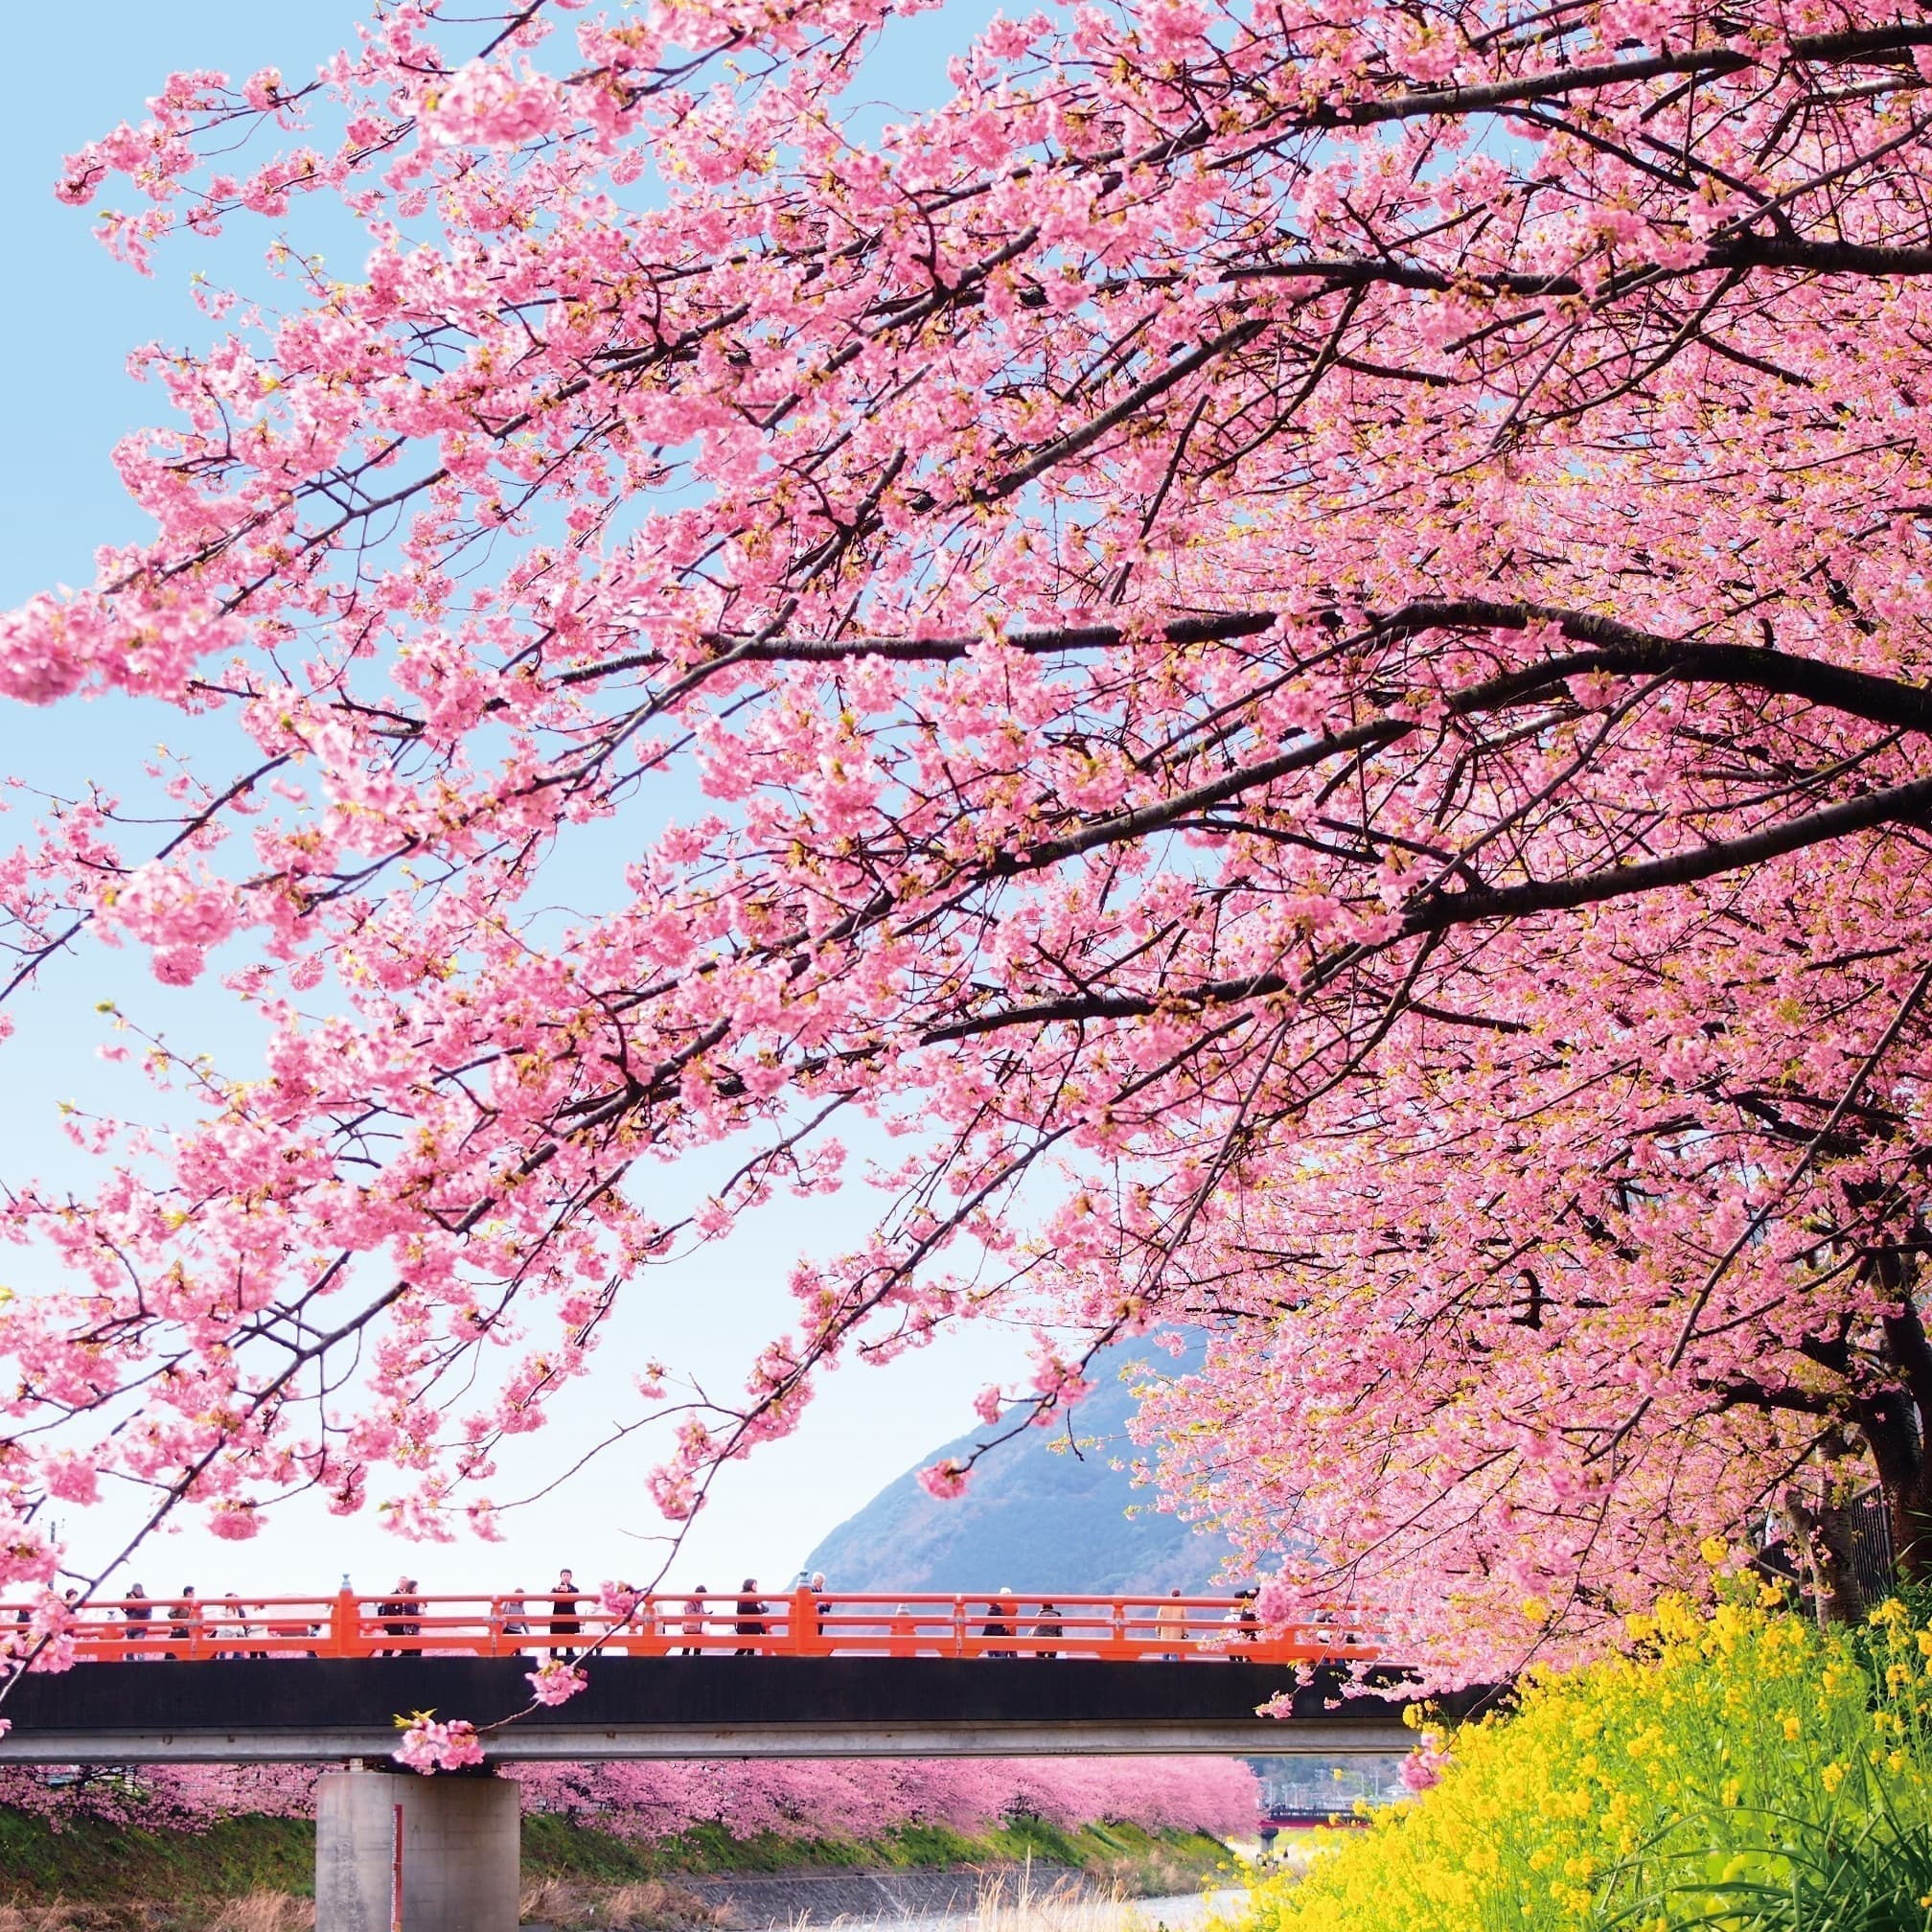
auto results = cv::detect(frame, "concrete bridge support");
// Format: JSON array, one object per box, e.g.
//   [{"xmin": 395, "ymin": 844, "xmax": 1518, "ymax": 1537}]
[{"xmin": 316, "ymin": 1766, "xmax": 519, "ymax": 1932}]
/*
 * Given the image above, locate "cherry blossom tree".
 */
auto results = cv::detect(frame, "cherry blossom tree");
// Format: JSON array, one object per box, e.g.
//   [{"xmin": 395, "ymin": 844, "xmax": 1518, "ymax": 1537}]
[
  {"xmin": 0, "ymin": 1753, "xmax": 1261, "ymax": 1843},
  {"xmin": 4, "ymin": 0, "xmax": 1932, "ymax": 1694}
]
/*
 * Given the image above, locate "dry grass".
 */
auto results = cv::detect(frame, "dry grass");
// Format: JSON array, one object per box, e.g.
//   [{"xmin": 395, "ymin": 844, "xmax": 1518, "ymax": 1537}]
[
  {"xmin": 971, "ymin": 1868, "xmax": 1240, "ymax": 1932},
  {"xmin": 201, "ymin": 1896, "xmax": 312, "ymax": 1932},
  {"xmin": 0, "ymin": 1894, "xmax": 311, "ymax": 1932},
  {"xmin": 0, "ymin": 1908, "xmax": 99, "ymax": 1932},
  {"xmin": 4, "ymin": 1862, "xmax": 1188, "ymax": 1932},
  {"xmin": 521, "ymin": 1875, "xmax": 586, "ymax": 1926},
  {"xmin": 0, "ymin": 1907, "xmax": 151, "ymax": 1932},
  {"xmin": 3, "ymin": 1873, "xmax": 723, "ymax": 1932},
  {"xmin": 601, "ymin": 1881, "xmax": 726, "ymax": 1929},
  {"xmin": 519, "ymin": 1875, "xmax": 725, "ymax": 1930},
  {"xmin": 972, "ymin": 1870, "xmax": 1138, "ymax": 1932},
  {"xmin": 770, "ymin": 1872, "xmax": 1145, "ymax": 1932},
  {"xmin": 1070, "ymin": 1848, "xmax": 1214, "ymax": 1904}
]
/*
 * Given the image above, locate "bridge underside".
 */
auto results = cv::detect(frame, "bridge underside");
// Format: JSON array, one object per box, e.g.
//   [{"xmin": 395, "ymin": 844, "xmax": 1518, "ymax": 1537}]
[{"xmin": 0, "ymin": 1657, "xmax": 1467, "ymax": 1762}]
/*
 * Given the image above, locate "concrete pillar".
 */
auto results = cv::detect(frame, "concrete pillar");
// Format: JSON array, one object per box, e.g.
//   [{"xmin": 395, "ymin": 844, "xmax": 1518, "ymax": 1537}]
[{"xmin": 316, "ymin": 1767, "xmax": 519, "ymax": 1932}]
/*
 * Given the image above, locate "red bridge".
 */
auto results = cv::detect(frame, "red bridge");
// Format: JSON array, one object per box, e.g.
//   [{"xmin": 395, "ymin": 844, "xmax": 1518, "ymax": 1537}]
[
  {"xmin": 8, "ymin": 1586, "xmax": 1379, "ymax": 1667},
  {"xmin": 0, "ymin": 1582, "xmax": 1474, "ymax": 1932},
  {"xmin": 0, "ymin": 1585, "xmax": 1464, "ymax": 1768}
]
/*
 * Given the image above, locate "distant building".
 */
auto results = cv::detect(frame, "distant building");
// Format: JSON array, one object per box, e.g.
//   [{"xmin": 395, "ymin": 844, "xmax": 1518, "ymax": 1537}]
[{"xmin": 1248, "ymin": 1755, "xmax": 1407, "ymax": 1822}]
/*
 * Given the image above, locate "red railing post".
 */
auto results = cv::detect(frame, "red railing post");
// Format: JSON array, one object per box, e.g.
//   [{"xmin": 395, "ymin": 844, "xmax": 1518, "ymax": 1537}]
[
  {"xmin": 633, "ymin": 1594, "xmax": 662, "ymax": 1657},
  {"xmin": 330, "ymin": 1589, "xmax": 360, "ymax": 1660}
]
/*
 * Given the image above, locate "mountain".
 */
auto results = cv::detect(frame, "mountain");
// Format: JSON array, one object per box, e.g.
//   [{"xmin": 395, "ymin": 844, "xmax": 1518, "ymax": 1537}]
[{"xmin": 800, "ymin": 1345, "xmax": 1240, "ymax": 1594}]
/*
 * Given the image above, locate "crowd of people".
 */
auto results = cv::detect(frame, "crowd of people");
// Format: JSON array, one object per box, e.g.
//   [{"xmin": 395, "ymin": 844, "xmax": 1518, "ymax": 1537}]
[
  {"xmin": 20, "ymin": 1582, "xmax": 322, "ymax": 1659},
  {"xmin": 36, "ymin": 1575, "xmax": 1270, "ymax": 1660},
  {"xmin": 977, "ymin": 1585, "xmax": 1261, "ymax": 1659}
]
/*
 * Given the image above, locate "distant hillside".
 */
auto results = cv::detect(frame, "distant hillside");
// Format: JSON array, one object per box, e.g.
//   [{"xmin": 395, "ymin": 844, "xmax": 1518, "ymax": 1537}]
[{"xmin": 801, "ymin": 1346, "xmax": 1240, "ymax": 1594}]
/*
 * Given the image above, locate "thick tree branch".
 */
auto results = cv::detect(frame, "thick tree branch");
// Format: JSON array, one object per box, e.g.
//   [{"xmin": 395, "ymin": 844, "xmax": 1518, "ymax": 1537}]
[
  {"xmin": 1227, "ymin": 236, "xmax": 1932, "ymax": 298},
  {"xmin": 928, "ymin": 775, "xmax": 1932, "ymax": 1040},
  {"xmin": 1320, "ymin": 24, "xmax": 1932, "ymax": 130}
]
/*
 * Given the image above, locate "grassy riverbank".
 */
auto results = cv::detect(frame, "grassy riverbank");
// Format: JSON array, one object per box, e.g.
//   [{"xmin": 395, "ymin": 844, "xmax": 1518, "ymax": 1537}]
[{"xmin": 0, "ymin": 1806, "xmax": 1230, "ymax": 1920}]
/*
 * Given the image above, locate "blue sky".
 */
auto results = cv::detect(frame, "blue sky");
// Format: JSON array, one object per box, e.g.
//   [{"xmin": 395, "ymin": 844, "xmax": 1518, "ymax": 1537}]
[{"xmin": 0, "ymin": 0, "xmax": 1067, "ymax": 1603}]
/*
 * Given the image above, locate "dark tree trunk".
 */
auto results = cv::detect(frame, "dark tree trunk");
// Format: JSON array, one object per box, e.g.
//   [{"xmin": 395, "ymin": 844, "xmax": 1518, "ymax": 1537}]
[
  {"xmin": 1873, "ymin": 1254, "xmax": 1932, "ymax": 1583},
  {"xmin": 1776, "ymin": 1234, "xmax": 1932, "ymax": 1615},
  {"xmin": 1863, "ymin": 1385, "xmax": 1932, "ymax": 1588},
  {"xmin": 1781, "ymin": 1485, "xmax": 1862, "ymax": 1625}
]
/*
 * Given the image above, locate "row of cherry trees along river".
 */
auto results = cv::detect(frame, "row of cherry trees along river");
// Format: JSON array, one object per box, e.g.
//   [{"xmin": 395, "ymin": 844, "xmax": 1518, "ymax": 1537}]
[
  {"xmin": 5, "ymin": 0, "xmax": 1932, "ymax": 1756},
  {"xmin": 0, "ymin": 1757, "xmax": 1259, "ymax": 1842}
]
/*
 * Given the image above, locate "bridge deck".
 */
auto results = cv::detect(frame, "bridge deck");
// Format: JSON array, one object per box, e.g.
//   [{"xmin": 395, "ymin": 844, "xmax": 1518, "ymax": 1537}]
[
  {"xmin": 0, "ymin": 1657, "xmax": 1460, "ymax": 1763},
  {"xmin": 0, "ymin": 1592, "xmax": 1458, "ymax": 1763}
]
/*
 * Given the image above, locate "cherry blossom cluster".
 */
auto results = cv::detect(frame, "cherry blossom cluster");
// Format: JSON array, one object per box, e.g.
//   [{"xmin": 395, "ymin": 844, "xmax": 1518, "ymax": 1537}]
[{"xmin": 394, "ymin": 1714, "xmax": 487, "ymax": 1773}]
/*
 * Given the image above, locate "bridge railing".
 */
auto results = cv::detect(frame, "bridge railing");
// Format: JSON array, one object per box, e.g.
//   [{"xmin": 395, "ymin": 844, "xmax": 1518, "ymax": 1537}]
[{"xmin": 0, "ymin": 1591, "xmax": 1385, "ymax": 1668}]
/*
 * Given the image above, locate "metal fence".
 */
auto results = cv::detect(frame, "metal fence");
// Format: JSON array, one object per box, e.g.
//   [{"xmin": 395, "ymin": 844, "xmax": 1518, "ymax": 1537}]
[{"xmin": 1843, "ymin": 1486, "xmax": 1898, "ymax": 1608}]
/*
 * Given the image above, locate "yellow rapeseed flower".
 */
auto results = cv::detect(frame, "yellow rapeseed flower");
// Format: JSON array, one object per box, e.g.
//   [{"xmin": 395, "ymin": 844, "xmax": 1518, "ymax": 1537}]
[{"xmin": 1222, "ymin": 1591, "xmax": 1932, "ymax": 1932}]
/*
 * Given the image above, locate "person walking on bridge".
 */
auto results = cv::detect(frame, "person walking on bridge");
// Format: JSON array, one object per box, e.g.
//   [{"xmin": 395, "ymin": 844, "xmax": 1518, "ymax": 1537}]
[
  {"xmin": 1225, "ymin": 1586, "xmax": 1261, "ymax": 1659},
  {"xmin": 379, "ymin": 1576, "xmax": 417, "ymax": 1657},
  {"xmin": 124, "ymin": 1583, "xmax": 153, "ymax": 1658},
  {"xmin": 1156, "ymin": 1587, "xmax": 1186, "ymax": 1662},
  {"xmin": 501, "ymin": 1589, "xmax": 529, "ymax": 1652},
  {"xmin": 680, "ymin": 1585, "xmax": 709, "ymax": 1656},
  {"xmin": 216, "ymin": 1592, "xmax": 257, "ymax": 1660},
  {"xmin": 981, "ymin": 1588, "xmax": 1018, "ymax": 1658},
  {"xmin": 551, "ymin": 1569, "xmax": 583, "ymax": 1661},
  {"xmin": 734, "ymin": 1579, "xmax": 768, "ymax": 1654},
  {"xmin": 1032, "ymin": 1602, "xmax": 1063, "ymax": 1660},
  {"xmin": 379, "ymin": 1576, "xmax": 405, "ymax": 1654},
  {"xmin": 166, "ymin": 1585, "xmax": 196, "ymax": 1659}
]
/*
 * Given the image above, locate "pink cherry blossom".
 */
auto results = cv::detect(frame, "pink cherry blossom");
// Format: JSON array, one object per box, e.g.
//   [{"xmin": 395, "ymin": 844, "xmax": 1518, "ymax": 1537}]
[
  {"xmin": 526, "ymin": 1661, "xmax": 587, "ymax": 1707},
  {"xmin": 917, "ymin": 1461, "xmax": 972, "ymax": 1502},
  {"xmin": 2, "ymin": 0, "xmax": 1932, "ymax": 1729},
  {"xmin": 1398, "ymin": 1736, "xmax": 1446, "ymax": 1794},
  {"xmin": 393, "ymin": 1716, "xmax": 486, "ymax": 1774}
]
